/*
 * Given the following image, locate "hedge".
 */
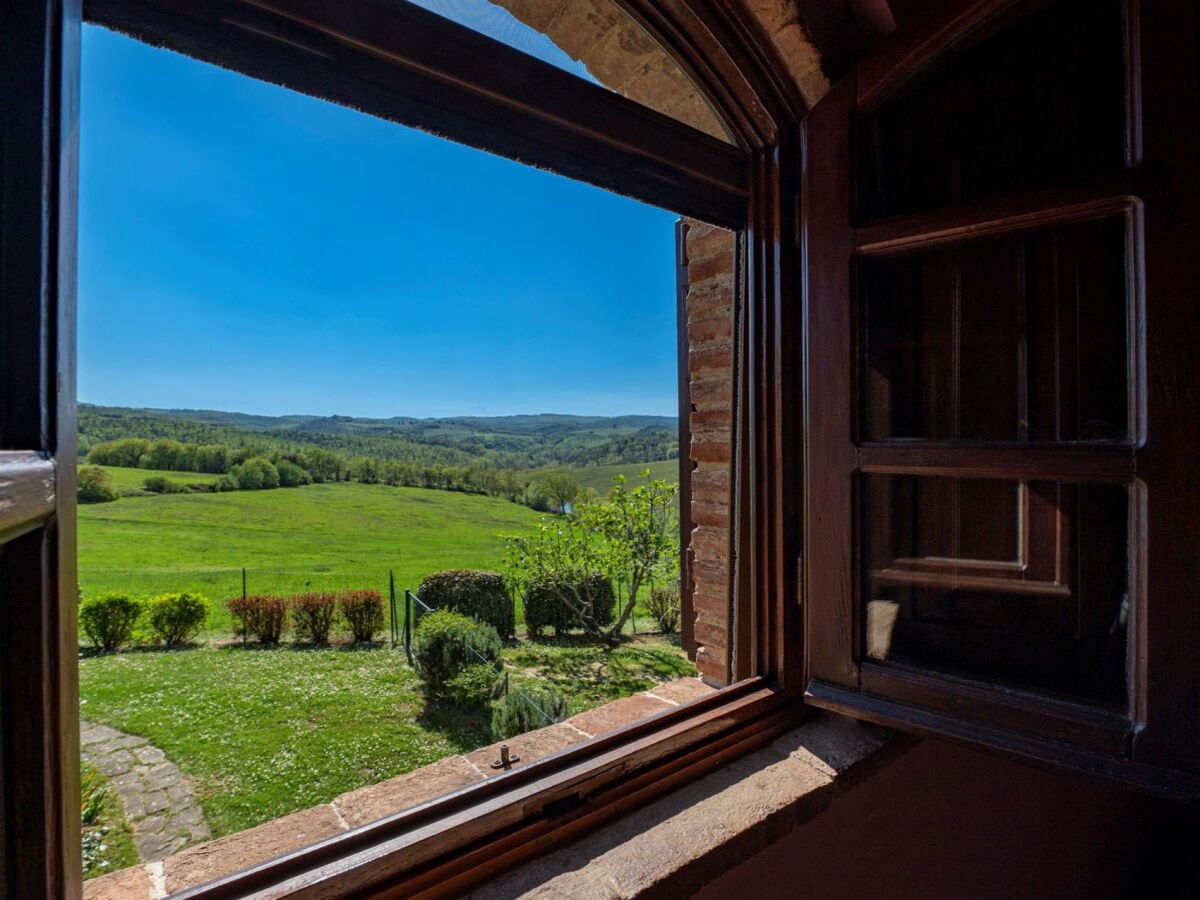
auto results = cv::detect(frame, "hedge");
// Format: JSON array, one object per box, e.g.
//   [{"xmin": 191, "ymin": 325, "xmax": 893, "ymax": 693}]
[
  {"xmin": 418, "ymin": 570, "xmax": 514, "ymax": 638},
  {"xmin": 522, "ymin": 574, "xmax": 615, "ymax": 638}
]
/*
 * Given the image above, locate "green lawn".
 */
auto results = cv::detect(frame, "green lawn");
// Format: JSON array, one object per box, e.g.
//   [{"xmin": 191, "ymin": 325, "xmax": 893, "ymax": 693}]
[
  {"xmin": 79, "ymin": 471, "xmax": 545, "ymax": 633},
  {"xmin": 78, "ymin": 637, "xmax": 694, "ymax": 838}
]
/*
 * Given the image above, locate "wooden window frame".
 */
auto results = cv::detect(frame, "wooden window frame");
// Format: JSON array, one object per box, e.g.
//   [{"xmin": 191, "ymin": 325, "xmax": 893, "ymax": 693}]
[
  {"xmin": 0, "ymin": 0, "xmax": 809, "ymax": 895},
  {"xmin": 801, "ymin": 0, "xmax": 1200, "ymax": 802}
]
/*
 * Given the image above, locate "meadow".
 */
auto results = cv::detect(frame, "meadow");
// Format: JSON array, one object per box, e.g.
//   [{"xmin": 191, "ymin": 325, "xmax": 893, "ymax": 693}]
[
  {"xmin": 528, "ymin": 458, "xmax": 679, "ymax": 496},
  {"xmin": 79, "ymin": 467, "xmax": 545, "ymax": 633}
]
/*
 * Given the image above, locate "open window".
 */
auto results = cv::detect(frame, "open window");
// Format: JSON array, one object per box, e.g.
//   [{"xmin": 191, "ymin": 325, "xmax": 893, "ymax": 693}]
[
  {"xmin": 0, "ymin": 0, "xmax": 805, "ymax": 895},
  {"xmin": 802, "ymin": 0, "xmax": 1200, "ymax": 795}
]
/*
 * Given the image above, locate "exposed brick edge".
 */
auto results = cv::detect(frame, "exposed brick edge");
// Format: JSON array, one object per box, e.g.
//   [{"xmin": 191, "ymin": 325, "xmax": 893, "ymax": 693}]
[{"xmin": 83, "ymin": 678, "xmax": 718, "ymax": 899}]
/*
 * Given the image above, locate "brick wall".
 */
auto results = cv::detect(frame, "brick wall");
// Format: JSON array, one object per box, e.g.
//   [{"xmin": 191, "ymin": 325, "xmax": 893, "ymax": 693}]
[{"xmin": 681, "ymin": 221, "xmax": 736, "ymax": 685}]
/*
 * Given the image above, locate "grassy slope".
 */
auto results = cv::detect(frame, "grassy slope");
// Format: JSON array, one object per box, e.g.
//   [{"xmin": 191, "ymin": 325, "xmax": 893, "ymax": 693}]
[
  {"xmin": 79, "ymin": 470, "xmax": 544, "ymax": 631},
  {"xmin": 98, "ymin": 465, "xmax": 219, "ymax": 492},
  {"xmin": 529, "ymin": 459, "xmax": 679, "ymax": 495}
]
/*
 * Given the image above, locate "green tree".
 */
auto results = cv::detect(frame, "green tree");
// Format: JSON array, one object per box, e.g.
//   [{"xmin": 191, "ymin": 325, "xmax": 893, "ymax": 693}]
[
  {"xmin": 538, "ymin": 473, "xmax": 580, "ymax": 514},
  {"xmin": 505, "ymin": 472, "xmax": 679, "ymax": 643},
  {"xmin": 230, "ymin": 456, "xmax": 280, "ymax": 490}
]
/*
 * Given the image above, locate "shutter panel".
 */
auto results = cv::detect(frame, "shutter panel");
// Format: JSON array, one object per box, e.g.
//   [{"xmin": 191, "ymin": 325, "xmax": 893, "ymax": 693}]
[
  {"xmin": 0, "ymin": 0, "xmax": 81, "ymax": 893},
  {"xmin": 802, "ymin": 0, "xmax": 1200, "ymax": 796}
]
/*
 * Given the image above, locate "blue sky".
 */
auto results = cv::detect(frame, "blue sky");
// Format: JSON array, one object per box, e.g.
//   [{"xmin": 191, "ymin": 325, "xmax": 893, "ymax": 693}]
[{"xmin": 78, "ymin": 22, "xmax": 679, "ymax": 419}]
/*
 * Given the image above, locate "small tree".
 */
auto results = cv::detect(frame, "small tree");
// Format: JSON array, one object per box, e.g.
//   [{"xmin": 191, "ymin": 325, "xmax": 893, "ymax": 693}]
[
  {"xmin": 538, "ymin": 473, "xmax": 580, "ymax": 514},
  {"xmin": 230, "ymin": 457, "xmax": 280, "ymax": 490},
  {"xmin": 77, "ymin": 466, "xmax": 119, "ymax": 504},
  {"xmin": 505, "ymin": 472, "xmax": 679, "ymax": 644}
]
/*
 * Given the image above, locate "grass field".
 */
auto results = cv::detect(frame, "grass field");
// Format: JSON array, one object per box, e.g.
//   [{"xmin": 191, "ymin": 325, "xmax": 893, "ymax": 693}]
[
  {"xmin": 97, "ymin": 465, "xmax": 220, "ymax": 492},
  {"xmin": 79, "ymin": 468, "xmax": 545, "ymax": 634},
  {"xmin": 78, "ymin": 637, "xmax": 693, "ymax": 838},
  {"xmin": 527, "ymin": 459, "xmax": 679, "ymax": 496}
]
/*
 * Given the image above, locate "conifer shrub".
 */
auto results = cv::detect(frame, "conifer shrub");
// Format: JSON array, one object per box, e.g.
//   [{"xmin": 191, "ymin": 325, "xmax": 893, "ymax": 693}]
[
  {"xmin": 145, "ymin": 592, "xmax": 207, "ymax": 646},
  {"xmin": 79, "ymin": 594, "xmax": 142, "ymax": 651},
  {"xmin": 491, "ymin": 689, "xmax": 568, "ymax": 741},
  {"xmin": 647, "ymin": 587, "xmax": 681, "ymax": 635},
  {"xmin": 418, "ymin": 570, "xmax": 514, "ymax": 637},
  {"xmin": 339, "ymin": 589, "xmax": 384, "ymax": 642},
  {"xmin": 226, "ymin": 594, "xmax": 288, "ymax": 644},
  {"xmin": 523, "ymin": 574, "xmax": 615, "ymax": 638},
  {"xmin": 292, "ymin": 591, "xmax": 338, "ymax": 644},
  {"xmin": 412, "ymin": 610, "xmax": 501, "ymax": 693}
]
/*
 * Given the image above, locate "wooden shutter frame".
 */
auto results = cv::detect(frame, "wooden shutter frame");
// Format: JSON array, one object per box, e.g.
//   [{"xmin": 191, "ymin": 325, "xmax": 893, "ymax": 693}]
[
  {"xmin": 3, "ymin": 0, "xmax": 811, "ymax": 895},
  {"xmin": 801, "ymin": 0, "xmax": 1200, "ymax": 801}
]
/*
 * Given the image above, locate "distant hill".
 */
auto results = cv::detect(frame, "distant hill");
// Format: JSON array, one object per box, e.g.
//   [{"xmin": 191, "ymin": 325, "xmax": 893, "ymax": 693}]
[{"xmin": 79, "ymin": 404, "xmax": 678, "ymax": 471}]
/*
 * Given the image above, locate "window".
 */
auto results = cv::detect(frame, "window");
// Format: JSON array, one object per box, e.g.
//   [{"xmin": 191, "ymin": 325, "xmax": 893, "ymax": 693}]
[
  {"xmin": 802, "ymin": 0, "xmax": 1200, "ymax": 795},
  {"xmin": 0, "ymin": 0, "xmax": 804, "ymax": 895}
]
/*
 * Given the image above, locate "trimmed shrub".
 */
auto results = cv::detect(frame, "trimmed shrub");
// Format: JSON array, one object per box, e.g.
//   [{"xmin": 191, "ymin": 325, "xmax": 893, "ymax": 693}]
[
  {"xmin": 491, "ymin": 689, "xmax": 568, "ymax": 741},
  {"xmin": 647, "ymin": 587, "xmax": 681, "ymax": 635},
  {"xmin": 142, "ymin": 475, "xmax": 186, "ymax": 494},
  {"xmin": 522, "ymin": 574, "xmax": 616, "ymax": 638},
  {"xmin": 145, "ymin": 592, "xmax": 207, "ymax": 646},
  {"xmin": 79, "ymin": 594, "xmax": 141, "ymax": 651},
  {"xmin": 292, "ymin": 591, "xmax": 338, "ymax": 644},
  {"xmin": 77, "ymin": 466, "xmax": 120, "ymax": 504},
  {"xmin": 418, "ymin": 570, "xmax": 514, "ymax": 637},
  {"xmin": 339, "ymin": 589, "xmax": 384, "ymax": 642},
  {"xmin": 226, "ymin": 594, "xmax": 287, "ymax": 644},
  {"xmin": 413, "ymin": 610, "xmax": 502, "ymax": 692},
  {"xmin": 445, "ymin": 664, "xmax": 502, "ymax": 707}
]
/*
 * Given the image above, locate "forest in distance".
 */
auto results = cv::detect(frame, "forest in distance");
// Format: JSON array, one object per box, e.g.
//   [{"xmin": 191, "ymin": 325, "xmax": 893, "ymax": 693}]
[{"xmin": 78, "ymin": 404, "xmax": 681, "ymax": 506}]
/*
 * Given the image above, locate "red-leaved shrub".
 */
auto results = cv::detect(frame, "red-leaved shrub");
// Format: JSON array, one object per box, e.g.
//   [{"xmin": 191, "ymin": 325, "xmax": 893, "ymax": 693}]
[
  {"xmin": 292, "ymin": 591, "xmax": 338, "ymax": 644},
  {"xmin": 226, "ymin": 594, "xmax": 288, "ymax": 644},
  {"xmin": 339, "ymin": 589, "xmax": 384, "ymax": 642}
]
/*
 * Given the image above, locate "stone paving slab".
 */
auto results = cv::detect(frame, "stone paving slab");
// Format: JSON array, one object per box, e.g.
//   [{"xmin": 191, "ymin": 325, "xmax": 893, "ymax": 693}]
[{"xmin": 80, "ymin": 720, "xmax": 211, "ymax": 862}]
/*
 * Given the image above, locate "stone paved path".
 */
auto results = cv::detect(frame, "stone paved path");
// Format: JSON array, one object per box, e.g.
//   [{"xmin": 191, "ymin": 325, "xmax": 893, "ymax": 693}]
[{"xmin": 80, "ymin": 720, "xmax": 211, "ymax": 861}]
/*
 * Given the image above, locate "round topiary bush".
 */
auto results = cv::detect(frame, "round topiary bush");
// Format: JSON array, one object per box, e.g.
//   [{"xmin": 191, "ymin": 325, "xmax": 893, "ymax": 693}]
[
  {"xmin": 79, "ymin": 594, "xmax": 142, "ymax": 652},
  {"xmin": 226, "ymin": 594, "xmax": 288, "ymax": 644},
  {"xmin": 145, "ymin": 592, "xmax": 207, "ymax": 646},
  {"xmin": 292, "ymin": 591, "xmax": 338, "ymax": 644},
  {"xmin": 417, "ymin": 570, "xmax": 514, "ymax": 638},
  {"xmin": 338, "ymin": 589, "xmax": 384, "ymax": 643},
  {"xmin": 413, "ymin": 609, "xmax": 502, "ymax": 694},
  {"xmin": 522, "ymin": 574, "xmax": 615, "ymax": 637}
]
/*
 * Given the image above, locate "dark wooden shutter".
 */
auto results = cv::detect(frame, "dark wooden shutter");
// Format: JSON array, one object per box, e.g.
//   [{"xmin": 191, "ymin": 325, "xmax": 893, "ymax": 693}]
[
  {"xmin": 801, "ymin": 0, "xmax": 1200, "ymax": 796},
  {"xmin": 0, "ymin": 0, "xmax": 81, "ymax": 893}
]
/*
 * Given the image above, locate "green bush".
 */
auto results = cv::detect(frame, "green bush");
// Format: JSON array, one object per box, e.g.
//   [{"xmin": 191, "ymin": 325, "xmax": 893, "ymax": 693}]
[
  {"xmin": 145, "ymin": 592, "xmax": 207, "ymax": 646},
  {"xmin": 292, "ymin": 591, "xmax": 338, "ymax": 644},
  {"xmin": 339, "ymin": 589, "xmax": 384, "ymax": 642},
  {"xmin": 230, "ymin": 457, "xmax": 279, "ymax": 490},
  {"xmin": 226, "ymin": 594, "xmax": 287, "ymax": 644},
  {"xmin": 79, "ymin": 594, "xmax": 142, "ymax": 651},
  {"xmin": 418, "ymin": 570, "xmax": 514, "ymax": 637},
  {"xmin": 523, "ymin": 574, "xmax": 615, "ymax": 638},
  {"xmin": 491, "ymin": 689, "xmax": 568, "ymax": 741},
  {"xmin": 77, "ymin": 466, "xmax": 120, "ymax": 504},
  {"xmin": 214, "ymin": 475, "xmax": 239, "ymax": 492},
  {"xmin": 142, "ymin": 475, "xmax": 186, "ymax": 494},
  {"xmin": 445, "ymin": 664, "xmax": 502, "ymax": 707},
  {"xmin": 413, "ymin": 610, "xmax": 502, "ymax": 692},
  {"xmin": 647, "ymin": 587, "xmax": 681, "ymax": 635},
  {"xmin": 276, "ymin": 459, "xmax": 314, "ymax": 487}
]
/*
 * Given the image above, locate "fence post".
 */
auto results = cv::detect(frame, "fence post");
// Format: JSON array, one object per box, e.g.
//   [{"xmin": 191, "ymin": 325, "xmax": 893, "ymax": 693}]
[
  {"xmin": 403, "ymin": 589, "xmax": 413, "ymax": 665},
  {"xmin": 388, "ymin": 571, "xmax": 397, "ymax": 646},
  {"xmin": 242, "ymin": 567, "xmax": 247, "ymax": 601}
]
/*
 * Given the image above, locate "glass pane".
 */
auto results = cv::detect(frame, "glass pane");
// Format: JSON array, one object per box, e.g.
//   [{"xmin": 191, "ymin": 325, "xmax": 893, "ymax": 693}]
[
  {"xmin": 862, "ymin": 474, "xmax": 1130, "ymax": 707},
  {"xmin": 861, "ymin": 217, "xmax": 1130, "ymax": 443},
  {"xmin": 855, "ymin": 0, "xmax": 1126, "ymax": 222},
  {"xmin": 406, "ymin": 0, "xmax": 733, "ymax": 142}
]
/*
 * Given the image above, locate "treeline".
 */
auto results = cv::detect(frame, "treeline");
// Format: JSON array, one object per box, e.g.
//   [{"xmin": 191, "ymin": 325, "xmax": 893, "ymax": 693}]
[
  {"xmin": 86, "ymin": 437, "xmax": 537, "ymax": 503},
  {"xmin": 562, "ymin": 430, "xmax": 679, "ymax": 467}
]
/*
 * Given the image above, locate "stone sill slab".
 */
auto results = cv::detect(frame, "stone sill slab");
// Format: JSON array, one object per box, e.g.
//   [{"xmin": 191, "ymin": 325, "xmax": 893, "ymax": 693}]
[
  {"xmin": 84, "ymin": 680, "xmax": 898, "ymax": 898},
  {"xmin": 474, "ymin": 713, "xmax": 899, "ymax": 899}
]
